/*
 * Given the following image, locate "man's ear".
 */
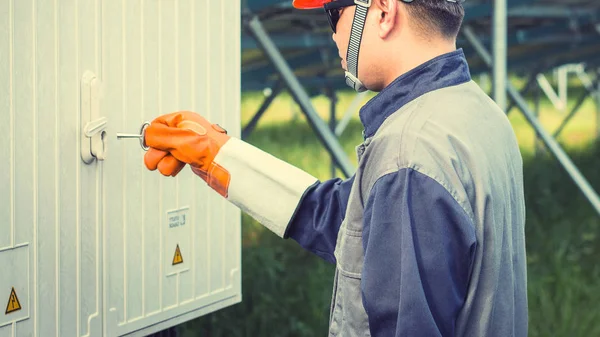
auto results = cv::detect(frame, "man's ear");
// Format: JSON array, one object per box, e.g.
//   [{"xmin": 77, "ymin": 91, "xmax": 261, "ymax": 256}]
[{"xmin": 375, "ymin": 0, "xmax": 398, "ymax": 39}]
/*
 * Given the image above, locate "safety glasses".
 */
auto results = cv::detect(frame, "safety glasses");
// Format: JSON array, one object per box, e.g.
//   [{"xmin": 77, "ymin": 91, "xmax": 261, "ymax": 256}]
[{"xmin": 323, "ymin": 0, "xmax": 357, "ymax": 33}]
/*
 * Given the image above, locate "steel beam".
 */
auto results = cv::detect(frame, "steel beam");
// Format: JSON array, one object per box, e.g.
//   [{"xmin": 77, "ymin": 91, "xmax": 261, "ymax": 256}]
[
  {"xmin": 242, "ymin": 79, "xmax": 285, "ymax": 140},
  {"xmin": 596, "ymin": 69, "xmax": 600, "ymax": 139},
  {"xmin": 463, "ymin": 0, "xmax": 534, "ymax": 21},
  {"xmin": 534, "ymin": 76, "xmax": 544, "ymax": 155},
  {"xmin": 328, "ymin": 88, "xmax": 337, "ymax": 178},
  {"xmin": 506, "ymin": 5, "xmax": 596, "ymax": 18},
  {"xmin": 536, "ymin": 73, "xmax": 566, "ymax": 111},
  {"xmin": 506, "ymin": 72, "xmax": 540, "ymax": 115},
  {"xmin": 243, "ymin": 49, "xmax": 325, "ymax": 79},
  {"xmin": 242, "ymin": 33, "xmax": 333, "ymax": 50},
  {"xmin": 335, "ymin": 91, "xmax": 369, "ymax": 136},
  {"xmin": 244, "ymin": 15, "xmax": 355, "ymax": 177},
  {"xmin": 552, "ymin": 90, "xmax": 591, "ymax": 138},
  {"xmin": 463, "ymin": 25, "xmax": 600, "ymax": 217},
  {"xmin": 243, "ymin": 75, "xmax": 347, "ymax": 92},
  {"xmin": 552, "ymin": 70, "xmax": 599, "ymax": 138}
]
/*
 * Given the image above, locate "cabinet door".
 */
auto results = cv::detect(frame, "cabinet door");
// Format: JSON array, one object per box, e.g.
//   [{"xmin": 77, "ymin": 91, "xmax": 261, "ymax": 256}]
[
  {"xmin": 0, "ymin": 0, "xmax": 103, "ymax": 336},
  {"xmin": 101, "ymin": 1, "xmax": 242, "ymax": 336}
]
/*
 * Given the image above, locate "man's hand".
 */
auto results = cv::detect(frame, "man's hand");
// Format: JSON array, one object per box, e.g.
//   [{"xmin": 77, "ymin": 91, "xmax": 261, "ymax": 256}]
[{"xmin": 143, "ymin": 111, "xmax": 231, "ymax": 197}]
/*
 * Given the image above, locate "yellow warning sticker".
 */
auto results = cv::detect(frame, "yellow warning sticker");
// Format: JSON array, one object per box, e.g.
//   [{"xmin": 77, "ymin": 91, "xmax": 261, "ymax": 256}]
[
  {"xmin": 5, "ymin": 287, "xmax": 22, "ymax": 315},
  {"xmin": 172, "ymin": 244, "xmax": 184, "ymax": 265}
]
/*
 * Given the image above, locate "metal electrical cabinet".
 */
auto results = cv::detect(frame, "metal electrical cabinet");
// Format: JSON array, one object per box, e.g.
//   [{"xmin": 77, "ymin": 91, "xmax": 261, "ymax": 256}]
[{"xmin": 0, "ymin": 0, "xmax": 242, "ymax": 336}]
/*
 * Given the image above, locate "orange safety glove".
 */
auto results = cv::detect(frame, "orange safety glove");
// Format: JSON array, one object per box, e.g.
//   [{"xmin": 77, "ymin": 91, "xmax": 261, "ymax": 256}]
[
  {"xmin": 143, "ymin": 110, "xmax": 319, "ymax": 238},
  {"xmin": 143, "ymin": 111, "xmax": 231, "ymax": 197},
  {"xmin": 143, "ymin": 149, "xmax": 186, "ymax": 177}
]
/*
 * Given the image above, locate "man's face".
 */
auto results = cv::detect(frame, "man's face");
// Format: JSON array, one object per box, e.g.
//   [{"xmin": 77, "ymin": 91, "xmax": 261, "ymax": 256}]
[
  {"xmin": 329, "ymin": 0, "xmax": 401, "ymax": 92},
  {"xmin": 331, "ymin": 5, "xmax": 355, "ymax": 71},
  {"xmin": 330, "ymin": 3, "xmax": 383, "ymax": 91}
]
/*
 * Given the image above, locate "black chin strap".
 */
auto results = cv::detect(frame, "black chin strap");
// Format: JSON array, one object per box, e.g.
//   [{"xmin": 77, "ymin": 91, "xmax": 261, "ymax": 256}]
[{"xmin": 345, "ymin": 0, "xmax": 370, "ymax": 92}]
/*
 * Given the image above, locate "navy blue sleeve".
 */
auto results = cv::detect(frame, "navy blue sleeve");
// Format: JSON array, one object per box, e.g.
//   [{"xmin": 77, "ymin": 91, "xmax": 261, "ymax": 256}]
[
  {"xmin": 361, "ymin": 168, "xmax": 477, "ymax": 336},
  {"xmin": 284, "ymin": 175, "xmax": 355, "ymax": 264}
]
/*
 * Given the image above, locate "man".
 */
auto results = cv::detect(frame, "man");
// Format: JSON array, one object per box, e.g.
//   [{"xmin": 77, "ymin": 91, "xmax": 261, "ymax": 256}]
[{"xmin": 143, "ymin": 0, "xmax": 528, "ymax": 336}]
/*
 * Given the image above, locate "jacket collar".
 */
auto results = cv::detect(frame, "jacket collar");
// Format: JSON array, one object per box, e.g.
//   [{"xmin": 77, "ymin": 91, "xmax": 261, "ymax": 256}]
[{"xmin": 359, "ymin": 48, "xmax": 471, "ymax": 139}]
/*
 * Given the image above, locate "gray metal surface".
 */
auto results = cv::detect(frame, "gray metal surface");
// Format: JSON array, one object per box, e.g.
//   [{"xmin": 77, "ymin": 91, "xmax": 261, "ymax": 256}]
[{"xmin": 0, "ymin": 1, "xmax": 243, "ymax": 335}]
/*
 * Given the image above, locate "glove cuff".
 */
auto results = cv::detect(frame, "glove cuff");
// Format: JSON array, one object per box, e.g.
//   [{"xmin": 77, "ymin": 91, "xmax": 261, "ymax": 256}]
[{"xmin": 211, "ymin": 137, "xmax": 319, "ymax": 237}]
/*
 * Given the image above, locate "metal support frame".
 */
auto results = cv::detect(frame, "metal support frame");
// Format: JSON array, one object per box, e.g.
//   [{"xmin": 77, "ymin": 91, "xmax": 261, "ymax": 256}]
[
  {"xmin": 328, "ymin": 87, "xmax": 337, "ymax": 178},
  {"xmin": 552, "ymin": 91, "xmax": 591, "ymax": 138},
  {"xmin": 506, "ymin": 67, "xmax": 597, "ymax": 141},
  {"xmin": 597, "ymin": 69, "xmax": 600, "ymax": 138},
  {"xmin": 536, "ymin": 73, "xmax": 566, "ymax": 111},
  {"xmin": 552, "ymin": 70, "xmax": 599, "ymax": 138},
  {"xmin": 506, "ymin": 71, "xmax": 539, "ymax": 115},
  {"xmin": 335, "ymin": 91, "xmax": 369, "ymax": 137},
  {"xmin": 463, "ymin": 25, "xmax": 600, "ymax": 216},
  {"xmin": 241, "ymin": 79, "xmax": 284, "ymax": 140},
  {"xmin": 575, "ymin": 66, "xmax": 596, "ymax": 94},
  {"xmin": 534, "ymin": 76, "xmax": 544, "ymax": 155},
  {"xmin": 558, "ymin": 66, "xmax": 569, "ymax": 110},
  {"xmin": 493, "ymin": 0, "xmax": 507, "ymax": 111},
  {"xmin": 534, "ymin": 64, "xmax": 589, "ymax": 113},
  {"xmin": 244, "ymin": 14, "xmax": 355, "ymax": 178}
]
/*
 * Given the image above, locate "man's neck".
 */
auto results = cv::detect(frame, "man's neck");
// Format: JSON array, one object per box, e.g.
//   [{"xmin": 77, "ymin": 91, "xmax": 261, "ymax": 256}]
[{"xmin": 383, "ymin": 40, "xmax": 457, "ymax": 88}]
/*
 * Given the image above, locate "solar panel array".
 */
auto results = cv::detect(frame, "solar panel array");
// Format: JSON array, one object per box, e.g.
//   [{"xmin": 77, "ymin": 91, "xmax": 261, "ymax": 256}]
[{"xmin": 241, "ymin": 0, "xmax": 600, "ymax": 91}]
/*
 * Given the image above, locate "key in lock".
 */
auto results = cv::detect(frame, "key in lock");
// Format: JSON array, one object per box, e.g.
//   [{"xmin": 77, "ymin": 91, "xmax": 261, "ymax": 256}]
[{"xmin": 116, "ymin": 121, "xmax": 150, "ymax": 151}]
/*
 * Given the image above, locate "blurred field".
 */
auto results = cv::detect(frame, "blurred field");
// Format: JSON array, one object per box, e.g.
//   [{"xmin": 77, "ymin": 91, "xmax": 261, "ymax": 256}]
[{"xmin": 180, "ymin": 77, "xmax": 600, "ymax": 336}]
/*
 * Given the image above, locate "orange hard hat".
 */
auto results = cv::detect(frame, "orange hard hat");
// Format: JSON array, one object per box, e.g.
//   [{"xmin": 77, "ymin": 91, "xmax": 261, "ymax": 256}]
[{"xmin": 292, "ymin": 0, "xmax": 335, "ymax": 9}]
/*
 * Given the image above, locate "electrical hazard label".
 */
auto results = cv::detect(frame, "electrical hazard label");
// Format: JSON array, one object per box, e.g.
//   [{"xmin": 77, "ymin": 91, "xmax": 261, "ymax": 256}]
[
  {"xmin": 5, "ymin": 288, "xmax": 21, "ymax": 315},
  {"xmin": 172, "ymin": 244, "xmax": 184, "ymax": 265},
  {"xmin": 165, "ymin": 207, "xmax": 190, "ymax": 276}
]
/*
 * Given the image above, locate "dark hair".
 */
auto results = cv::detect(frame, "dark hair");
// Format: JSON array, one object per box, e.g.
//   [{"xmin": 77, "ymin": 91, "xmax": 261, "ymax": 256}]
[{"xmin": 402, "ymin": 0, "xmax": 465, "ymax": 39}]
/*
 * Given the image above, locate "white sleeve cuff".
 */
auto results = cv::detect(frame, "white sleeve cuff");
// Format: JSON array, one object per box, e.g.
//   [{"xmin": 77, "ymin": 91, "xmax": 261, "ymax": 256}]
[{"xmin": 213, "ymin": 138, "xmax": 319, "ymax": 237}]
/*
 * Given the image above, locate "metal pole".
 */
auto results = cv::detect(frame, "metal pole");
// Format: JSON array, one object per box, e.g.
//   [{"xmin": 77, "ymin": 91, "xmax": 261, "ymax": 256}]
[
  {"xmin": 245, "ymin": 15, "xmax": 355, "ymax": 177},
  {"xmin": 493, "ymin": 0, "xmax": 507, "ymax": 111},
  {"xmin": 575, "ymin": 66, "xmax": 595, "ymax": 93},
  {"xmin": 552, "ymin": 68, "xmax": 599, "ymax": 138},
  {"xmin": 534, "ymin": 79, "xmax": 544, "ymax": 155},
  {"xmin": 596, "ymin": 69, "xmax": 600, "ymax": 139},
  {"xmin": 335, "ymin": 91, "xmax": 368, "ymax": 136},
  {"xmin": 558, "ymin": 66, "xmax": 568, "ymax": 111},
  {"xmin": 506, "ymin": 72, "xmax": 538, "ymax": 115},
  {"xmin": 329, "ymin": 88, "xmax": 337, "ymax": 178},
  {"xmin": 536, "ymin": 73, "xmax": 566, "ymax": 111},
  {"xmin": 463, "ymin": 26, "xmax": 600, "ymax": 217},
  {"xmin": 507, "ymin": 84, "xmax": 600, "ymax": 215},
  {"xmin": 241, "ymin": 79, "xmax": 284, "ymax": 140}
]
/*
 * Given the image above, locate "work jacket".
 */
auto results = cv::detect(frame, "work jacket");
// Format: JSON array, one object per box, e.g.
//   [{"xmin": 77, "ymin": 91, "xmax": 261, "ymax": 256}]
[{"xmin": 285, "ymin": 49, "xmax": 528, "ymax": 337}]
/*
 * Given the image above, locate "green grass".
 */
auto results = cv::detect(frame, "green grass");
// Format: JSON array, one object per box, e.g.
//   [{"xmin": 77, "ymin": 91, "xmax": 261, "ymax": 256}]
[{"xmin": 179, "ymin": 81, "xmax": 600, "ymax": 337}]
